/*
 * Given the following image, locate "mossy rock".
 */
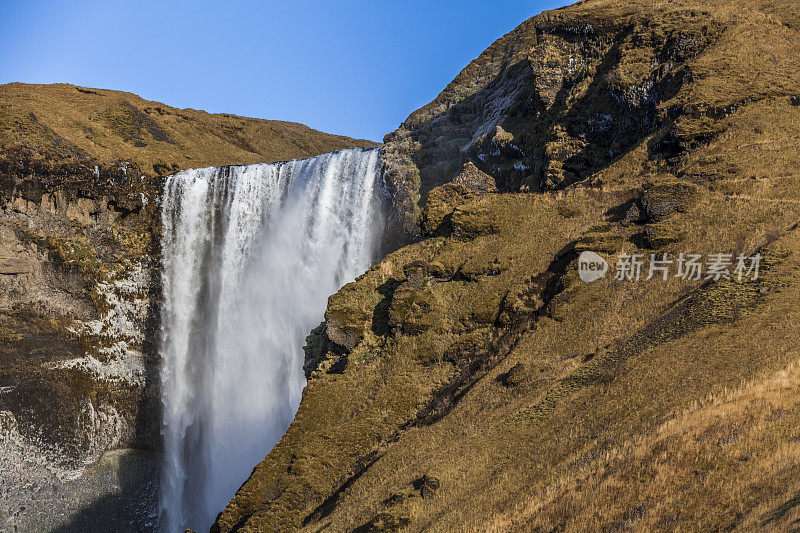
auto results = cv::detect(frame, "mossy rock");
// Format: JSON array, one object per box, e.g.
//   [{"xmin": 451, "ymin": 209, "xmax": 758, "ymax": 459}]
[
  {"xmin": 420, "ymin": 184, "xmax": 476, "ymax": 236},
  {"xmin": 325, "ymin": 283, "xmax": 378, "ymax": 350},
  {"xmin": 575, "ymin": 223, "xmax": 629, "ymax": 253},
  {"xmin": 388, "ymin": 284, "xmax": 437, "ymax": 335},
  {"xmin": 641, "ymin": 223, "xmax": 686, "ymax": 249},
  {"xmin": 420, "ymin": 162, "xmax": 497, "ymax": 236},
  {"xmin": 641, "ymin": 182, "xmax": 700, "ymax": 221},
  {"xmin": 450, "ymin": 204, "xmax": 496, "ymax": 241},
  {"xmin": 402, "ymin": 260, "xmax": 453, "ymax": 286},
  {"xmin": 457, "ymin": 256, "xmax": 509, "ymax": 281}
]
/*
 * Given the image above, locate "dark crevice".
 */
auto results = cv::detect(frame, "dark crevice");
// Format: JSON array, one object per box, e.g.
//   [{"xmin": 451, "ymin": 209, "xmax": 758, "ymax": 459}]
[
  {"xmin": 410, "ymin": 240, "xmax": 578, "ymax": 426},
  {"xmin": 371, "ymin": 279, "xmax": 402, "ymax": 337},
  {"xmin": 302, "ymin": 453, "xmax": 383, "ymax": 526}
]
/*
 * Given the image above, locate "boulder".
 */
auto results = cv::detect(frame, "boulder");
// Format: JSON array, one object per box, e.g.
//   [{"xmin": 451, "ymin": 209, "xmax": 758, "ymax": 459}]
[{"xmin": 501, "ymin": 363, "xmax": 526, "ymax": 387}]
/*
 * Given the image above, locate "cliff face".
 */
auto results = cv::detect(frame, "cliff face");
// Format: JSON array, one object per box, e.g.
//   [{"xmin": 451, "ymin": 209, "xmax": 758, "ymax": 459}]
[
  {"xmin": 0, "ymin": 83, "xmax": 376, "ymax": 531},
  {"xmin": 216, "ymin": 0, "xmax": 800, "ymax": 531}
]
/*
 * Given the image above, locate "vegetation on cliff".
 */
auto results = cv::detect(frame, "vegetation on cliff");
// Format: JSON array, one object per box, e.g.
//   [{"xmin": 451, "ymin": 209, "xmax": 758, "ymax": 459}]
[
  {"xmin": 0, "ymin": 83, "xmax": 377, "ymax": 176},
  {"xmin": 215, "ymin": 0, "xmax": 800, "ymax": 531}
]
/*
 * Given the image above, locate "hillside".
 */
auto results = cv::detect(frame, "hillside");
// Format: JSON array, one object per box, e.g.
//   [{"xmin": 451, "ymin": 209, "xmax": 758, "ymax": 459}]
[
  {"xmin": 0, "ymin": 84, "xmax": 375, "ymax": 531},
  {"xmin": 214, "ymin": 0, "xmax": 800, "ymax": 531},
  {"xmin": 0, "ymin": 82, "xmax": 377, "ymax": 175}
]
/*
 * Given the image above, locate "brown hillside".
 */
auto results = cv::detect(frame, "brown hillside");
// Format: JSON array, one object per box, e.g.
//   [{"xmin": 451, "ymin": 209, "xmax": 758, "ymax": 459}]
[
  {"xmin": 0, "ymin": 82, "xmax": 377, "ymax": 176},
  {"xmin": 215, "ymin": 0, "xmax": 800, "ymax": 531}
]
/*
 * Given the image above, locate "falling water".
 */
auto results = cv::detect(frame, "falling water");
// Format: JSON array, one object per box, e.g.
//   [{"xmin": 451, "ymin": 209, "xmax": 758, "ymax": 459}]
[{"xmin": 159, "ymin": 148, "xmax": 384, "ymax": 531}]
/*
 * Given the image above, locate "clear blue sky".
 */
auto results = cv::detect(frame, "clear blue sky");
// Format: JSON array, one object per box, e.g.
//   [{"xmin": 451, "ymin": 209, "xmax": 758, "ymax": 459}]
[{"xmin": 0, "ymin": 0, "xmax": 571, "ymax": 142}]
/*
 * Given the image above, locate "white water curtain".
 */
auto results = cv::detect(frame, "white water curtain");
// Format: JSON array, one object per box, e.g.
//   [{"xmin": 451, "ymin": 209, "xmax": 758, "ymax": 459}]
[{"xmin": 159, "ymin": 148, "xmax": 384, "ymax": 531}]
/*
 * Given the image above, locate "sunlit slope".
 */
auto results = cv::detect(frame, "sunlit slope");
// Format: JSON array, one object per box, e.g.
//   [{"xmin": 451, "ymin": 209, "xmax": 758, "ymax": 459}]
[
  {"xmin": 0, "ymin": 82, "xmax": 377, "ymax": 177},
  {"xmin": 214, "ymin": 0, "xmax": 800, "ymax": 530}
]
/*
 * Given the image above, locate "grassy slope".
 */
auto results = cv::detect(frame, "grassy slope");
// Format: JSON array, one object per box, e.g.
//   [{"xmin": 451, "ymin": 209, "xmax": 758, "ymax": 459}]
[
  {"xmin": 0, "ymin": 82, "xmax": 377, "ymax": 176},
  {"xmin": 208, "ymin": 0, "xmax": 800, "ymax": 530}
]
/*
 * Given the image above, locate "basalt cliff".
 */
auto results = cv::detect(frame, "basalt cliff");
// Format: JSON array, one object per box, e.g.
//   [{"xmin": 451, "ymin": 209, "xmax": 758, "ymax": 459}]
[{"xmin": 214, "ymin": 0, "xmax": 800, "ymax": 531}]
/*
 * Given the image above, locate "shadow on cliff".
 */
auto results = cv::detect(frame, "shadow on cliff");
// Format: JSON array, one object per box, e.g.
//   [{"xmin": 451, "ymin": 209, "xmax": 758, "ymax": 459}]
[
  {"xmin": 405, "ymin": 27, "xmax": 688, "ymax": 197},
  {"xmin": 50, "ymin": 449, "xmax": 159, "ymax": 533},
  {"xmin": 135, "ymin": 236, "xmax": 164, "ymax": 455}
]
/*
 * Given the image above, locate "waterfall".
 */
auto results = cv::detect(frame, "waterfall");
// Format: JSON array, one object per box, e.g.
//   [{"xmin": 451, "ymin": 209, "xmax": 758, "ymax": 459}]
[{"xmin": 158, "ymin": 147, "xmax": 384, "ymax": 532}]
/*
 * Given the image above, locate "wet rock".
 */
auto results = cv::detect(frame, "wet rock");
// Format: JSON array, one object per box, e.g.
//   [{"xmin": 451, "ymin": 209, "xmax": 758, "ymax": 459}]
[
  {"xmin": 380, "ymin": 141, "xmax": 423, "ymax": 237},
  {"xmin": 108, "ymin": 193, "xmax": 145, "ymax": 218}
]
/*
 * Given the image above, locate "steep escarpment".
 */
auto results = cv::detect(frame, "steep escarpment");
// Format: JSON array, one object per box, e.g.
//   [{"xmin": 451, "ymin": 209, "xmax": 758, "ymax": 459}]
[
  {"xmin": 380, "ymin": 0, "xmax": 795, "ymax": 232},
  {"xmin": 0, "ymin": 84, "xmax": 375, "ymax": 532},
  {"xmin": 216, "ymin": 0, "xmax": 800, "ymax": 531}
]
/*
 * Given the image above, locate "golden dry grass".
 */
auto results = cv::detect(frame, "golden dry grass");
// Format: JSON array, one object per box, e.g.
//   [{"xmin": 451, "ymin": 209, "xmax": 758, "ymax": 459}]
[
  {"xmin": 0, "ymin": 82, "xmax": 377, "ymax": 175},
  {"xmin": 213, "ymin": 0, "xmax": 800, "ymax": 530}
]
